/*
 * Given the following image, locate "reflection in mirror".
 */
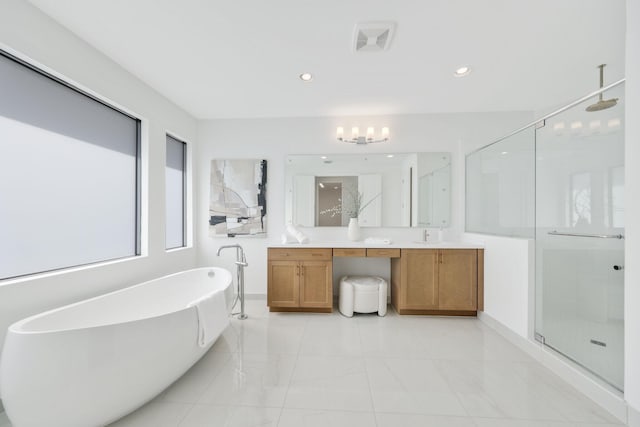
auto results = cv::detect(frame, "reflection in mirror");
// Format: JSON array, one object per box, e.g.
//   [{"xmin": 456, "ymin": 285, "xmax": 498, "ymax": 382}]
[
  {"xmin": 286, "ymin": 153, "xmax": 451, "ymax": 228},
  {"xmin": 417, "ymin": 156, "xmax": 451, "ymax": 227}
]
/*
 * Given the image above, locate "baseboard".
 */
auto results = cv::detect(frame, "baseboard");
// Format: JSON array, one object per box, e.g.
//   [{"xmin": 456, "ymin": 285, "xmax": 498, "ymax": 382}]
[
  {"xmin": 629, "ymin": 405, "xmax": 640, "ymax": 427},
  {"xmin": 478, "ymin": 311, "xmax": 628, "ymax": 424}
]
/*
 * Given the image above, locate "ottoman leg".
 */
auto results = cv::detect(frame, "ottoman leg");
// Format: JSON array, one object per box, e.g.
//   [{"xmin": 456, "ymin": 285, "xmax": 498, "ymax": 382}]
[
  {"xmin": 339, "ymin": 282, "xmax": 354, "ymax": 317},
  {"xmin": 378, "ymin": 282, "xmax": 388, "ymax": 316}
]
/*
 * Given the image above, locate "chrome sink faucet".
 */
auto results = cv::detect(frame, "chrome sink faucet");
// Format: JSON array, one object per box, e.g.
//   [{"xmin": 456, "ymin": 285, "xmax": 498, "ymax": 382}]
[{"xmin": 423, "ymin": 229, "xmax": 430, "ymax": 242}]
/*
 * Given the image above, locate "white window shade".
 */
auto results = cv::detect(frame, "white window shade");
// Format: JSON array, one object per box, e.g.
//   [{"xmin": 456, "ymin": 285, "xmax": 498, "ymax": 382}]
[
  {"xmin": 166, "ymin": 135, "xmax": 186, "ymax": 249},
  {"xmin": 0, "ymin": 52, "xmax": 140, "ymax": 279}
]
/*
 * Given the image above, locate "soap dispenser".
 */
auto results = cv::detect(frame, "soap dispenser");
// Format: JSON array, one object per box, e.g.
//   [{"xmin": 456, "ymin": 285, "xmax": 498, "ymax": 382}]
[{"xmin": 437, "ymin": 227, "xmax": 444, "ymax": 242}]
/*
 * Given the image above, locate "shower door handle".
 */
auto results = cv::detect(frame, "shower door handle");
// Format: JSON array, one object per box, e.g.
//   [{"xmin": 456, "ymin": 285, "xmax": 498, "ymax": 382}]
[{"xmin": 548, "ymin": 231, "xmax": 625, "ymax": 239}]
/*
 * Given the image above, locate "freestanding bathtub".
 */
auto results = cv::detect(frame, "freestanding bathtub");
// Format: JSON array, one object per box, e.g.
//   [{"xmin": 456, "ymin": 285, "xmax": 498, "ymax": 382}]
[{"xmin": 0, "ymin": 267, "xmax": 234, "ymax": 427}]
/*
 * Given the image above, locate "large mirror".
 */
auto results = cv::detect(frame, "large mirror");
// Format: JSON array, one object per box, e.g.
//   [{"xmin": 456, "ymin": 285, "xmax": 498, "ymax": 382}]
[{"xmin": 285, "ymin": 153, "xmax": 451, "ymax": 228}]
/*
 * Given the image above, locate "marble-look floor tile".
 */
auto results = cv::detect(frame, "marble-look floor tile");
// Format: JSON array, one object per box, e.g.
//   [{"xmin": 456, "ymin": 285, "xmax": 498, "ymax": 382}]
[
  {"xmin": 198, "ymin": 353, "xmax": 296, "ymax": 407},
  {"xmin": 227, "ymin": 318, "xmax": 306, "ymax": 355},
  {"xmin": 510, "ymin": 362, "xmax": 622, "ymax": 424},
  {"xmin": 209, "ymin": 326, "xmax": 242, "ymax": 353},
  {"xmin": 159, "ymin": 350, "xmax": 232, "ymax": 403},
  {"xmin": 107, "ymin": 401, "xmax": 192, "ymax": 427},
  {"xmin": 366, "ymin": 358, "xmax": 453, "ymax": 392},
  {"xmin": 358, "ymin": 322, "xmax": 422, "ymax": 358},
  {"xmin": 11, "ymin": 301, "xmax": 623, "ymax": 427},
  {"xmin": 370, "ymin": 390, "xmax": 468, "ymax": 417},
  {"xmin": 436, "ymin": 360, "xmax": 567, "ymax": 420},
  {"xmin": 473, "ymin": 417, "xmax": 625, "ymax": 427},
  {"xmin": 277, "ymin": 408, "xmax": 376, "ymax": 427},
  {"xmin": 179, "ymin": 404, "xmax": 280, "ymax": 427},
  {"xmin": 366, "ymin": 357, "xmax": 466, "ymax": 416},
  {"xmin": 285, "ymin": 356, "xmax": 373, "ymax": 411},
  {"xmin": 376, "ymin": 413, "xmax": 477, "ymax": 427},
  {"xmin": 298, "ymin": 321, "xmax": 362, "ymax": 356}
]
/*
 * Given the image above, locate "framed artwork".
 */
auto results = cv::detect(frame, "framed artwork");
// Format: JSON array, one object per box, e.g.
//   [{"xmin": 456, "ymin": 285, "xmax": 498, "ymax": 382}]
[{"xmin": 209, "ymin": 159, "xmax": 267, "ymax": 237}]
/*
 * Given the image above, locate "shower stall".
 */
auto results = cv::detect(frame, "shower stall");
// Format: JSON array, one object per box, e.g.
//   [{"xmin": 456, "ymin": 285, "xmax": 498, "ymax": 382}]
[{"xmin": 466, "ymin": 79, "xmax": 625, "ymax": 391}]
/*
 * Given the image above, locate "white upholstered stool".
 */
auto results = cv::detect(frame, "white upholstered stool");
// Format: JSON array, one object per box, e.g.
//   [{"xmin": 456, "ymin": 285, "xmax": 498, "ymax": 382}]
[{"xmin": 339, "ymin": 276, "xmax": 388, "ymax": 317}]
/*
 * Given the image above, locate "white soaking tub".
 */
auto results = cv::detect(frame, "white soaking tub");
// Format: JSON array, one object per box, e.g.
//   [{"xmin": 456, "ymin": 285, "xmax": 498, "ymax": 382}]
[{"xmin": 0, "ymin": 267, "xmax": 234, "ymax": 427}]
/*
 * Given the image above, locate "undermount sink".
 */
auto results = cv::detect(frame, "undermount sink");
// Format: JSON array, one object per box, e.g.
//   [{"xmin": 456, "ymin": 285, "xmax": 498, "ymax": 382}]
[{"xmin": 411, "ymin": 241, "xmax": 443, "ymax": 245}]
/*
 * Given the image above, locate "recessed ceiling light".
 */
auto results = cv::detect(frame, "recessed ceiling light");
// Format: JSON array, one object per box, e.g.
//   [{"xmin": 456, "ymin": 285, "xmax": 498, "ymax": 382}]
[
  {"xmin": 320, "ymin": 156, "xmax": 327, "ymax": 159},
  {"xmin": 454, "ymin": 66, "xmax": 471, "ymax": 77},
  {"xmin": 299, "ymin": 72, "xmax": 313, "ymax": 82},
  {"xmin": 501, "ymin": 151, "xmax": 508, "ymax": 155},
  {"xmin": 386, "ymin": 154, "xmax": 394, "ymax": 158}
]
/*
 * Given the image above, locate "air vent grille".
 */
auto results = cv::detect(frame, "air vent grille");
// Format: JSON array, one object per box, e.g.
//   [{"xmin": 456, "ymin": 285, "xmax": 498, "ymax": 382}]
[{"xmin": 353, "ymin": 22, "xmax": 396, "ymax": 52}]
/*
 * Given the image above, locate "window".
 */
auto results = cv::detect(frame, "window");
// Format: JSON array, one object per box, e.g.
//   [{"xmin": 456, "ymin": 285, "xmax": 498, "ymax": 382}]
[
  {"xmin": 0, "ymin": 51, "xmax": 140, "ymax": 280},
  {"xmin": 165, "ymin": 134, "xmax": 186, "ymax": 249}
]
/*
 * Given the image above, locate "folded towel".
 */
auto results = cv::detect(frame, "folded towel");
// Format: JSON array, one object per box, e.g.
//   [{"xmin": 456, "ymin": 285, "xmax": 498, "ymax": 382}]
[
  {"xmin": 364, "ymin": 237, "xmax": 392, "ymax": 245},
  {"xmin": 189, "ymin": 291, "xmax": 230, "ymax": 348},
  {"xmin": 286, "ymin": 224, "xmax": 309, "ymax": 244},
  {"xmin": 281, "ymin": 233, "xmax": 295, "ymax": 244}
]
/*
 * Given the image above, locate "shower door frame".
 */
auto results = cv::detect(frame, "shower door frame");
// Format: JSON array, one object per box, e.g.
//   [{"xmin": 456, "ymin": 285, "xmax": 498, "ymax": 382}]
[{"xmin": 466, "ymin": 77, "xmax": 626, "ymax": 391}]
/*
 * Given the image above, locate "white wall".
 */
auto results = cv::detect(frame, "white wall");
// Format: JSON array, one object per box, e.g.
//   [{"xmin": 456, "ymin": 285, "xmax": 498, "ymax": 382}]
[
  {"xmin": 196, "ymin": 112, "xmax": 533, "ymax": 294},
  {"xmin": 0, "ymin": 0, "xmax": 198, "ymax": 354},
  {"xmin": 464, "ymin": 234, "xmax": 534, "ymax": 338},
  {"xmin": 625, "ymin": 0, "xmax": 640, "ymax": 424}
]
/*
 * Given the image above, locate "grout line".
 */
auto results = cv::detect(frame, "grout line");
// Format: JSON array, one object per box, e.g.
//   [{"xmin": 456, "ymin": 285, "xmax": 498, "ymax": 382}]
[
  {"xmin": 357, "ymin": 318, "xmax": 379, "ymax": 426},
  {"xmin": 174, "ymin": 403, "xmax": 195, "ymax": 427},
  {"xmin": 279, "ymin": 311, "xmax": 307, "ymax": 415}
]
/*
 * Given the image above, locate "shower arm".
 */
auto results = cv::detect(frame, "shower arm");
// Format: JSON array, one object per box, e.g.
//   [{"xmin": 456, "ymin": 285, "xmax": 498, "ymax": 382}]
[{"xmin": 597, "ymin": 64, "xmax": 604, "ymax": 102}]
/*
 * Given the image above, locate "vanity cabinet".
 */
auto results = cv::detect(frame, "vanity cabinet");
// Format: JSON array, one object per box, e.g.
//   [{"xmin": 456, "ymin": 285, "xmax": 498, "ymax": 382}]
[
  {"xmin": 391, "ymin": 249, "xmax": 481, "ymax": 315},
  {"xmin": 267, "ymin": 248, "xmax": 333, "ymax": 312}
]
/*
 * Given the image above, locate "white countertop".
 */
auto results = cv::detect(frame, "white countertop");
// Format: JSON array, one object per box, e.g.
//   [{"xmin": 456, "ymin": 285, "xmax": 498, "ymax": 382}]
[{"xmin": 268, "ymin": 241, "xmax": 484, "ymax": 249}]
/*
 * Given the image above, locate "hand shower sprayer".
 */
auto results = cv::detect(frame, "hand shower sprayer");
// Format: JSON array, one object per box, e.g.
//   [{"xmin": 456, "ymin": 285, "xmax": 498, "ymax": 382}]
[{"xmin": 217, "ymin": 244, "xmax": 248, "ymax": 320}]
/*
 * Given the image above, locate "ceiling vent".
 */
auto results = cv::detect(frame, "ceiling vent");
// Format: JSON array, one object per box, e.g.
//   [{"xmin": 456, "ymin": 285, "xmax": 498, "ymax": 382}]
[{"xmin": 353, "ymin": 22, "xmax": 396, "ymax": 52}]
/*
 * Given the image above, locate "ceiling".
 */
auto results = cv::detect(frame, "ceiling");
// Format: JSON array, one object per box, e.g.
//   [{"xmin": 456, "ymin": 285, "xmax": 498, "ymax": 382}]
[{"xmin": 26, "ymin": 0, "xmax": 626, "ymax": 120}]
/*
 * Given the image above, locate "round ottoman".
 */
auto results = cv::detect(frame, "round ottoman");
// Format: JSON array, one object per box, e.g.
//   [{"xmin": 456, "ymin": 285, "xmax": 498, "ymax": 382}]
[{"xmin": 339, "ymin": 276, "xmax": 388, "ymax": 317}]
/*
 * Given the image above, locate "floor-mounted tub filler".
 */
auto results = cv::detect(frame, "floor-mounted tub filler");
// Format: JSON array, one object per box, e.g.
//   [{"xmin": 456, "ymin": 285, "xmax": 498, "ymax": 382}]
[{"xmin": 0, "ymin": 267, "xmax": 234, "ymax": 427}]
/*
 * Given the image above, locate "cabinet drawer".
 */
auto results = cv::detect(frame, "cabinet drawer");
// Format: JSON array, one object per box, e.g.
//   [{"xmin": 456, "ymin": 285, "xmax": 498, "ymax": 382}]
[
  {"xmin": 268, "ymin": 248, "xmax": 332, "ymax": 261},
  {"xmin": 333, "ymin": 248, "xmax": 366, "ymax": 257},
  {"xmin": 366, "ymin": 248, "xmax": 400, "ymax": 258}
]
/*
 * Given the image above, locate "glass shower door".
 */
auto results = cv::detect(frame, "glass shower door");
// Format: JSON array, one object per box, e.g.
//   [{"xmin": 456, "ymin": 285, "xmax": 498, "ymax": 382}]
[{"xmin": 535, "ymin": 83, "xmax": 625, "ymax": 390}]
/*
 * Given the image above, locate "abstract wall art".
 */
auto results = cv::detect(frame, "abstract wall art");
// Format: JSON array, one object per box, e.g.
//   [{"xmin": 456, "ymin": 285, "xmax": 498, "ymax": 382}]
[{"xmin": 209, "ymin": 159, "xmax": 267, "ymax": 237}]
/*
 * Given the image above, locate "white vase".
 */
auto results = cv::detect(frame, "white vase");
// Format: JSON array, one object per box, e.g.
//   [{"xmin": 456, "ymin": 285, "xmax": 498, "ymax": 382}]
[{"xmin": 347, "ymin": 217, "xmax": 360, "ymax": 241}]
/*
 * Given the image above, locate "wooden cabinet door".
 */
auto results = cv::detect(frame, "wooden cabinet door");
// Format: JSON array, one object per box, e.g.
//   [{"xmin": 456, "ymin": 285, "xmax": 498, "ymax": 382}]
[
  {"xmin": 267, "ymin": 260, "xmax": 299, "ymax": 308},
  {"xmin": 438, "ymin": 249, "xmax": 477, "ymax": 311},
  {"xmin": 401, "ymin": 249, "xmax": 438, "ymax": 310},
  {"xmin": 299, "ymin": 261, "xmax": 333, "ymax": 308}
]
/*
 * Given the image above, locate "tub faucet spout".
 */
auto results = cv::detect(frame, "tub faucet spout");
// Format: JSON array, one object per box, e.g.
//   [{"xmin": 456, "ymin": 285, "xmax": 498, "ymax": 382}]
[{"xmin": 217, "ymin": 244, "xmax": 242, "ymax": 257}]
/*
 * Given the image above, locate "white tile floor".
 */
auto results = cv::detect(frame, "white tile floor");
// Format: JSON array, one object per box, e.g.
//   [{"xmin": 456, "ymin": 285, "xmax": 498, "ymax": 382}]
[{"xmin": 0, "ymin": 299, "xmax": 626, "ymax": 427}]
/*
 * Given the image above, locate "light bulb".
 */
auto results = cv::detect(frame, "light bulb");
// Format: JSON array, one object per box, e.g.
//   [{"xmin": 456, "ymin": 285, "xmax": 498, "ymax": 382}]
[{"xmin": 366, "ymin": 127, "xmax": 374, "ymax": 140}]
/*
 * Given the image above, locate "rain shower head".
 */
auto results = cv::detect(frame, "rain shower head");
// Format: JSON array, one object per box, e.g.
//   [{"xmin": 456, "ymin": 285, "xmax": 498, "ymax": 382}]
[
  {"xmin": 586, "ymin": 98, "xmax": 618, "ymax": 112},
  {"xmin": 585, "ymin": 64, "xmax": 618, "ymax": 112}
]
